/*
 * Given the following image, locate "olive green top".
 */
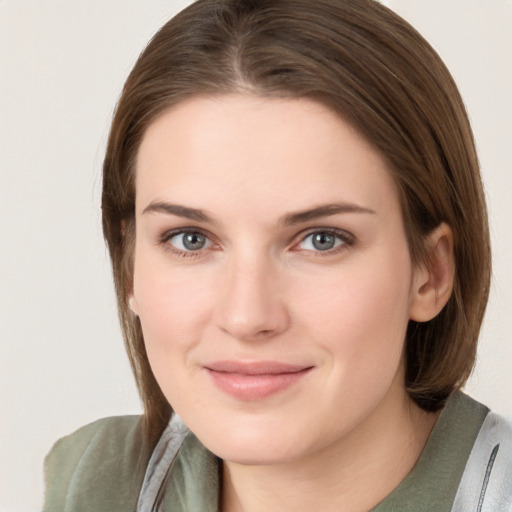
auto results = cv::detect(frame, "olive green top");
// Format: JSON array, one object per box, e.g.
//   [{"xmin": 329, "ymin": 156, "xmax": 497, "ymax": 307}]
[{"xmin": 44, "ymin": 391, "xmax": 488, "ymax": 512}]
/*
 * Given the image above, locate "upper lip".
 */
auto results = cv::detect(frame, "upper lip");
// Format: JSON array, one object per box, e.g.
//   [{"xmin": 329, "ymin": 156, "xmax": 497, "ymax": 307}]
[{"xmin": 204, "ymin": 360, "xmax": 312, "ymax": 375}]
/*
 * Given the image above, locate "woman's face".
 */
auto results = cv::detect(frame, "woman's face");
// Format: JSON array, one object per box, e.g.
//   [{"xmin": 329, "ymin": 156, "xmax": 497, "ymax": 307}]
[{"xmin": 132, "ymin": 95, "xmax": 424, "ymax": 465}]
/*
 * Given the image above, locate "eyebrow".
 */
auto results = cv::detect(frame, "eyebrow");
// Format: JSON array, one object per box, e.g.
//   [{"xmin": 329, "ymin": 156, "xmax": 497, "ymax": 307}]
[
  {"xmin": 141, "ymin": 201, "xmax": 375, "ymax": 225},
  {"xmin": 281, "ymin": 202, "xmax": 376, "ymax": 225},
  {"xmin": 142, "ymin": 202, "xmax": 213, "ymax": 223}
]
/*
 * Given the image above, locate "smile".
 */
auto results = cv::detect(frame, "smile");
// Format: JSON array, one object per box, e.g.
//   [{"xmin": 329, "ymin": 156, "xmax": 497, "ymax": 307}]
[{"xmin": 204, "ymin": 361, "xmax": 313, "ymax": 400}]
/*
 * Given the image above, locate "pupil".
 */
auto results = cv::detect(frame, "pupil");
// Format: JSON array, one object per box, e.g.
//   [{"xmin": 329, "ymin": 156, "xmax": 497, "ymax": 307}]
[
  {"xmin": 313, "ymin": 233, "xmax": 335, "ymax": 251},
  {"xmin": 183, "ymin": 233, "xmax": 205, "ymax": 250}
]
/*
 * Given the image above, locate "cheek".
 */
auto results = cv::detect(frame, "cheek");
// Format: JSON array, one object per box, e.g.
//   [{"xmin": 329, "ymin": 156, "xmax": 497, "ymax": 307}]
[
  {"xmin": 132, "ymin": 251, "xmax": 216, "ymax": 355},
  {"xmin": 133, "ymin": 257, "xmax": 218, "ymax": 407},
  {"xmin": 294, "ymin": 252, "xmax": 413, "ymax": 370}
]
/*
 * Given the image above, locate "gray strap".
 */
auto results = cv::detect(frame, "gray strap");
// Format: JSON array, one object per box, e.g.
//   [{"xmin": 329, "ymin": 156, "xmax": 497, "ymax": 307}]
[
  {"xmin": 137, "ymin": 414, "xmax": 189, "ymax": 512},
  {"xmin": 451, "ymin": 412, "xmax": 512, "ymax": 511}
]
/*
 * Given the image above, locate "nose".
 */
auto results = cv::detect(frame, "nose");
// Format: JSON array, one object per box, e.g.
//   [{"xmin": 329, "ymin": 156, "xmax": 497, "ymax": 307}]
[{"xmin": 215, "ymin": 253, "xmax": 290, "ymax": 342}]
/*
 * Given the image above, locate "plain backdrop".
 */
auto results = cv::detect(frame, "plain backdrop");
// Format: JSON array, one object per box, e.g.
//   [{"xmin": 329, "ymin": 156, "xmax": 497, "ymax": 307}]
[{"xmin": 1, "ymin": 1, "xmax": 511, "ymax": 510}]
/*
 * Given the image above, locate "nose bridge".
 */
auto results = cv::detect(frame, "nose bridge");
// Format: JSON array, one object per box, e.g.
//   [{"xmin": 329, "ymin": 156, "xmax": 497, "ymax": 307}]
[{"xmin": 216, "ymin": 248, "xmax": 289, "ymax": 341}]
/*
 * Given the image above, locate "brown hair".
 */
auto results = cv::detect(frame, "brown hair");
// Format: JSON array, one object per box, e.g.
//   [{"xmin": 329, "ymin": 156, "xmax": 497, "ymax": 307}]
[{"xmin": 102, "ymin": 0, "xmax": 491, "ymax": 441}]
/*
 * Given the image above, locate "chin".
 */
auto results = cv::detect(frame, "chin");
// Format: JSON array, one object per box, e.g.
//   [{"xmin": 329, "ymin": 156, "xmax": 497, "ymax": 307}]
[
  {"xmin": 213, "ymin": 442, "xmax": 300, "ymax": 467},
  {"xmin": 193, "ymin": 418, "xmax": 312, "ymax": 466}
]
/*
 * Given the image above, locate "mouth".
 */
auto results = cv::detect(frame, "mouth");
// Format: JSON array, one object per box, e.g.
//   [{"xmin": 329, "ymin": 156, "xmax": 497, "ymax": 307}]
[{"xmin": 203, "ymin": 360, "xmax": 313, "ymax": 400}]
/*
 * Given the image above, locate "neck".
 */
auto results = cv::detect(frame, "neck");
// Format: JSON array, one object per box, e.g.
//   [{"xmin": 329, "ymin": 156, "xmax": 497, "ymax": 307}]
[{"xmin": 221, "ymin": 390, "xmax": 439, "ymax": 512}]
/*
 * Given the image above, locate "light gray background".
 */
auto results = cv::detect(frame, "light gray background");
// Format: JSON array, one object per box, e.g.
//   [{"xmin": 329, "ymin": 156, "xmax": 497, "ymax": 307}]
[{"xmin": 1, "ymin": 1, "xmax": 511, "ymax": 510}]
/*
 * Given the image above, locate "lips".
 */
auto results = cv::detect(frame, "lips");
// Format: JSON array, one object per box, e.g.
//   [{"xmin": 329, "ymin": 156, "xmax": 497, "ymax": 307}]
[{"xmin": 204, "ymin": 360, "xmax": 313, "ymax": 400}]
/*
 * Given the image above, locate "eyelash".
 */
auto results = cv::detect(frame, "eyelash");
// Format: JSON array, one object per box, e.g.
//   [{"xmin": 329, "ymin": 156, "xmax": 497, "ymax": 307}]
[
  {"xmin": 295, "ymin": 228, "xmax": 355, "ymax": 256},
  {"xmin": 158, "ymin": 227, "xmax": 355, "ymax": 258},
  {"xmin": 159, "ymin": 228, "xmax": 216, "ymax": 258}
]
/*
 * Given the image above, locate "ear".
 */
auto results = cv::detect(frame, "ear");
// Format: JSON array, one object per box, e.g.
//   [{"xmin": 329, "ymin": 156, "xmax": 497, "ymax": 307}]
[
  {"xmin": 128, "ymin": 295, "xmax": 139, "ymax": 316},
  {"xmin": 409, "ymin": 223, "xmax": 455, "ymax": 322}
]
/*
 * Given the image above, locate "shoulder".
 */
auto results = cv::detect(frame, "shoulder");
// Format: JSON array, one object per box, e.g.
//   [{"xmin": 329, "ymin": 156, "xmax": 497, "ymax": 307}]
[
  {"xmin": 453, "ymin": 408, "xmax": 512, "ymax": 511},
  {"xmin": 46, "ymin": 415, "xmax": 144, "ymax": 457},
  {"xmin": 44, "ymin": 415, "xmax": 152, "ymax": 512}
]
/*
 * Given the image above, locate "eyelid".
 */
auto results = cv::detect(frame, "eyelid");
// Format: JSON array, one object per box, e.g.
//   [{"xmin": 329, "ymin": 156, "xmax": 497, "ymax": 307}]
[
  {"xmin": 156, "ymin": 226, "xmax": 355, "ymax": 257},
  {"xmin": 158, "ymin": 227, "xmax": 218, "ymax": 257},
  {"xmin": 293, "ymin": 227, "xmax": 355, "ymax": 253}
]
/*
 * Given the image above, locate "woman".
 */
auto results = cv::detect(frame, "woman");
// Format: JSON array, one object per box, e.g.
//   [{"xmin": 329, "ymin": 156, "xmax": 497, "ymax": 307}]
[{"xmin": 44, "ymin": 0, "xmax": 512, "ymax": 510}]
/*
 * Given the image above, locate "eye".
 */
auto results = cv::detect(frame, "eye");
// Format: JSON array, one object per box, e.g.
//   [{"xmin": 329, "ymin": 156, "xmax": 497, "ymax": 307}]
[
  {"xmin": 297, "ymin": 230, "xmax": 352, "ymax": 252},
  {"xmin": 167, "ymin": 231, "xmax": 213, "ymax": 252}
]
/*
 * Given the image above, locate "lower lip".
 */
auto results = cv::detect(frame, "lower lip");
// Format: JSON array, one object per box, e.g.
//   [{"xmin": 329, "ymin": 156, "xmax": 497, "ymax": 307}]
[{"xmin": 206, "ymin": 368, "xmax": 312, "ymax": 400}]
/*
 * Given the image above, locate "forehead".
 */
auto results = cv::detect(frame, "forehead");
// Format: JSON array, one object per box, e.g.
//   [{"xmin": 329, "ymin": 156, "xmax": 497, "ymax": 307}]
[{"xmin": 135, "ymin": 94, "xmax": 400, "ymax": 222}]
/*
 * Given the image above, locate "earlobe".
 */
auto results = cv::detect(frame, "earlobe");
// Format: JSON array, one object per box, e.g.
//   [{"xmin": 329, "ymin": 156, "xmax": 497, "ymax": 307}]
[
  {"xmin": 128, "ymin": 295, "xmax": 139, "ymax": 316},
  {"xmin": 409, "ymin": 223, "xmax": 455, "ymax": 322}
]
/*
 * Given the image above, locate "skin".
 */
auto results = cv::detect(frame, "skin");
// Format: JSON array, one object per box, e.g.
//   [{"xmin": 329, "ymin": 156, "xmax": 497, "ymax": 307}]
[{"xmin": 131, "ymin": 95, "xmax": 454, "ymax": 512}]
